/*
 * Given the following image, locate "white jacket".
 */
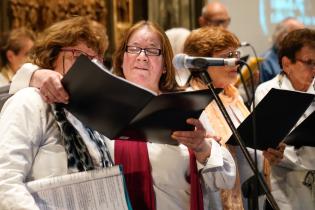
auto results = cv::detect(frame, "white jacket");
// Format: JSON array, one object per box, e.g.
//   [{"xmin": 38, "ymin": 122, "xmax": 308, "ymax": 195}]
[
  {"xmin": 255, "ymin": 74, "xmax": 315, "ymax": 210},
  {"xmin": 0, "ymin": 64, "xmax": 237, "ymax": 210}
]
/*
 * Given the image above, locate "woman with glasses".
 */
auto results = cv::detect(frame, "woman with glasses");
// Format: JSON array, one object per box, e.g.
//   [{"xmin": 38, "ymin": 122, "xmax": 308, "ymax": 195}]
[
  {"xmin": 255, "ymin": 28, "xmax": 315, "ymax": 210},
  {"xmin": 0, "ymin": 17, "xmax": 110, "ymax": 210},
  {"xmin": 110, "ymin": 22, "xmax": 235, "ymax": 209},
  {"xmin": 183, "ymin": 26, "xmax": 267, "ymax": 210},
  {"xmin": 3, "ymin": 20, "xmax": 236, "ymax": 210}
]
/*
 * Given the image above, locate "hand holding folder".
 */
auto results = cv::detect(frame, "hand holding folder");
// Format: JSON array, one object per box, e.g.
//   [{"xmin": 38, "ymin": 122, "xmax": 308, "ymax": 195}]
[
  {"xmin": 61, "ymin": 56, "xmax": 220, "ymax": 145},
  {"xmin": 227, "ymin": 88, "xmax": 314, "ymax": 150}
]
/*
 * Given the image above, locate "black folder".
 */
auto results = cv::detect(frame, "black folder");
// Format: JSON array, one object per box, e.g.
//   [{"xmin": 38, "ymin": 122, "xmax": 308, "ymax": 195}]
[
  {"xmin": 61, "ymin": 55, "xmax": 219, "ymax": 145},
  {"xmin": 227, "ymin": 88, "xmax": 314, "ymax": 150},
  {"xmin": 284, "ymin": 111, "xmax": 315, "ymax": 148}
]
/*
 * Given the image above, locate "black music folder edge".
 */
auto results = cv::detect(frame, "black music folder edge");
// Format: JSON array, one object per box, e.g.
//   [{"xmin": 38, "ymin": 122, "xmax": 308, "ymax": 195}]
[
  {"xmin": 227, "ymin": 88, "xmax": 314, "ymax": 150},
  {"xmin": 61, "ymin": 55, "xmax": 220, "ymax": 145},
  {"xmin": 284, "ymin": 110, "xmax": 315, "ymax": 148}
]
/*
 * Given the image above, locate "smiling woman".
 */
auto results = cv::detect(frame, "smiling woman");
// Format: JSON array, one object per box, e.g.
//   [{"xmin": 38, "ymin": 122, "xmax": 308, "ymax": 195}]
[
  {"xmin": 123, "ymin": 27, "xmax": 164, "ymax": 93},
  {"xmin": 113, "ymin": 20, "xmax": 178, "ymax": 93},
  {"xmin": 106, "ymin": 20, "xmax": 236, "ymax": 210},
  {"xmin": 4, "ymin": 20, "xmax": 237, "ymax": 210}
]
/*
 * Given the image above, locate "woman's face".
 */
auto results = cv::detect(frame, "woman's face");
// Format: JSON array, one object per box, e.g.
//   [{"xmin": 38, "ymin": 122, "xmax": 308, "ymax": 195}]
[
  {"xmin": 283, "ymin": 45, "xmax": 315, "ymax": 91},
  {"xmin": 207, "ymin": 47, "xmax": 239, "ymax": 88},
  {"xmin": 8, "ymin": 38, "xmax": 34, "ymax": 72},
  {"xmin": 122, "ymin": 27, "xmax": 164, "ymax": 93},
  {"xmin": 54, "ymin": 42, "xmax": 99, "ymax": 75}
]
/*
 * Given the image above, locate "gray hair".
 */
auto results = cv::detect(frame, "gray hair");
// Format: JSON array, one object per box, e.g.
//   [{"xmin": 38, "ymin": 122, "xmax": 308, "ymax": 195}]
[{"xmin": 272, "ymin": 17, "xmax": 304, "ymax": 47}]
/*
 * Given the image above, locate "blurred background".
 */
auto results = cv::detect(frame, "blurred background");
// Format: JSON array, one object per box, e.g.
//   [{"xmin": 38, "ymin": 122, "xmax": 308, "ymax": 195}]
[{"xmin": 1, "ymin": 0, "xmax": 314, "ymax": 58}]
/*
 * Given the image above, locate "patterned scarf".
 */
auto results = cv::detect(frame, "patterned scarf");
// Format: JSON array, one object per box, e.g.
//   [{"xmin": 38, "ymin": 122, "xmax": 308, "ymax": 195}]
[
  {"xmin": 303, "ymin": 170, "xmax": 315, "ymax": 201},
  {"xmin": 52, "ymin": 103, "xmax": 113, "ymax": 172}
]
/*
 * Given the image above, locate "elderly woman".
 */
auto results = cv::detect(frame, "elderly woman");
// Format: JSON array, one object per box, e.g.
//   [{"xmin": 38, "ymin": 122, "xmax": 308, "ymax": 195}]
[
  {"xmin": 4, "ymin": 21, "xmax": 236, "ymax": 210},
  {"xmin": 0, "ymin": 17, "xmax": 110, "ymax": 210},
  {"xmin": 183, "ymin": 27, "xmax": 267, "ymax": 210},
  {"xmin": 255, "ymin": 28, "xmax": 315, "ymax": 210}
]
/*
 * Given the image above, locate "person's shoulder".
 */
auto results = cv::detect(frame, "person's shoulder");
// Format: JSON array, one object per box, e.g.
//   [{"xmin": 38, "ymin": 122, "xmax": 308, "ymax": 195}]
[
  {"xmin": 262, "ymin": 48, "xmax": 271, "ymax": 57},
  {"xmin": 8, "ymin": 87, "xmax": 45, "ymax": 108},
  {"xmin": 0, "ymin": 71, "xmax": 9, "ymax": 83},
  {"xmin": 18, "ymin": 63, "xmax": 40, "ymax": 72},
  {"xmin": 262, "ymin": 46, "xmax": 277, "ymax": 57},
  {"xmin": 256, "ymin": 75, "xmax": 279, "ymax": 94},
  {"xmin": 0, "ymin": 88, "xmax": 48, "ymax": 121}
]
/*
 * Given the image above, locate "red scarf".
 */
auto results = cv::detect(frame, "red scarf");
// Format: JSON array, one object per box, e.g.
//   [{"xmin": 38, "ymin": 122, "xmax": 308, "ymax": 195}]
[{"xmin": 114, "ymin": 139, "xmax": 204, "ymax": 210}]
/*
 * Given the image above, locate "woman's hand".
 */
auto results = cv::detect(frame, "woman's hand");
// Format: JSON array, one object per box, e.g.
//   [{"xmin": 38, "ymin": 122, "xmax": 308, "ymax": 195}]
[
  {"xmin": 171, "ymin": 118, "xmax": 220, "ymax": 165},
  {"xmin": 30, "ymin": 70, "xmax": 69, "ymax": 104},
  {"xmin": 263, "ymin": 142, "xmax": 286, "ymax": 165}
]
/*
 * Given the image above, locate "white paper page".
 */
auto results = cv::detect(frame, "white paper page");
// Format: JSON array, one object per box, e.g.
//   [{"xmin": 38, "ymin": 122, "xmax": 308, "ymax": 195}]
[{"xmin": 26, "ymin": 166, "xmax": 130, "ymax": 210}]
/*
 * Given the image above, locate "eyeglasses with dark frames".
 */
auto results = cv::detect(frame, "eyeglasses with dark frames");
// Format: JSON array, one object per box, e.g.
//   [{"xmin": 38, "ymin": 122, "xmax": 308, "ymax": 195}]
[
  {"xmin": 296, "ymin": 58, "xmax": 315, "ymax": 69},
  {"xmin": 125, "ymin": 46, "xmax": 162, "ymax": 56},
  {"xmin": 61, "ymin": 48, "xmax": 103, "ymax": 63}
]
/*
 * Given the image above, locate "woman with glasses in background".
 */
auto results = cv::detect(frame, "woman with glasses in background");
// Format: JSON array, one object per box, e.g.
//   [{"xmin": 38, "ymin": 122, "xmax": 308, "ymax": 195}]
[
  {"xmin": 183, "ymin": 26, "xmax": 268, "ymax": 210},
  {"xmin": 255, "ymin": 28, "xmax": 315, "ymax": 210},
  {"xmin": 0, "ymin": 17, "xmax": 111, "ymax": 210},
  {"xmin": 4, "ymin": 20, "xmax": 236, "ymax": 210}
]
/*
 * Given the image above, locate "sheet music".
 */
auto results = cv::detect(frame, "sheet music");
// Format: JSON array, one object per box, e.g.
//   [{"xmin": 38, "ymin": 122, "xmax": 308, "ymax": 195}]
[
  {"xmin": 26, "ymin": 165, "xmax": 130, "ymax": 210},
  {"xmin": 62, "ymin": 55, "xmax": 218, "ymax": 144}
]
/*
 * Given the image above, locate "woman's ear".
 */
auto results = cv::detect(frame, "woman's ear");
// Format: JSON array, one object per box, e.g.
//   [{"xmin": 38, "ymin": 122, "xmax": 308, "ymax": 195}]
[
  {"xmin": 199, "ymin": 16, "xmax": 206, "ymax": 27},
  {"xmin": 6, "ymin": 50, "xmax": 15, "ymax": 64},
  {"xmin": 282, "ymin": 56, "xmax": 292, "ymax": 75},
  {"xmin": 162, "ymin": 67, "xmax": 167, "ymax": 74}
]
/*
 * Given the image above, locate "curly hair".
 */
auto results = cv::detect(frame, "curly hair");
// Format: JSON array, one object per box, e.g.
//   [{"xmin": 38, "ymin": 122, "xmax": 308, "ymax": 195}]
[
  {"xmin": 183, "ymin": 26, "xmax": 240, "ymax": 57},
  {"xmin": 29, "ymin": 16, "xmax": 108, "ymax": 69}
]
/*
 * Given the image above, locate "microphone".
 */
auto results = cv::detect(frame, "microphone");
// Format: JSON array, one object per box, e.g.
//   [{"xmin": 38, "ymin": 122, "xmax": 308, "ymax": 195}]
[{"xmin": 173, "ymin": 53, "xmax": 239, "ymax": 70}]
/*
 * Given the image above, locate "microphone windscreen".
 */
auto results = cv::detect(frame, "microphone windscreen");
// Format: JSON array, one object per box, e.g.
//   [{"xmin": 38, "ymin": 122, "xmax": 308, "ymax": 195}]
[{"xmin": 173, "ymin": 54, "xmax": 186, "ymax": 69}]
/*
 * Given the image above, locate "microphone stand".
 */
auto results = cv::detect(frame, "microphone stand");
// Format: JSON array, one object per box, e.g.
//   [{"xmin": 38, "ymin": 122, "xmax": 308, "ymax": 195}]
[{"xmin": 199, "ymin": 71, "xmax": 279, "ymax": 210}]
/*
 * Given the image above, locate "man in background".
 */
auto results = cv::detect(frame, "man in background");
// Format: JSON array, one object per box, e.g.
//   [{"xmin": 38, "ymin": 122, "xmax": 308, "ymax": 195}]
[
  {"xmin": 198, "ymin": 1, "xmax": 231, "ymax": 29},
  {"xmin": 171, "ymin": 1, "xmax": 231, "ymax": 87},
  {"xmin": 260, "ymin": 17, "xmax": 304, "ymax": 83}
]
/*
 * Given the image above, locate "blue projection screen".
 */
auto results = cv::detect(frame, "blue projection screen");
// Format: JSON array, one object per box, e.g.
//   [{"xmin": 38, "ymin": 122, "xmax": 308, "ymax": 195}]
[{"xmin": 220, "ymin": 0, "xmax": 315, "ymax": 54}]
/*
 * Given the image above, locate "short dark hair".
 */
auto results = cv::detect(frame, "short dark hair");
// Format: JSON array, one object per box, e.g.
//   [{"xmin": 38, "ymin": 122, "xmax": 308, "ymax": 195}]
[{"xmin": 278, "ymin": 28, "xmax": 315, "ymax": 69}]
